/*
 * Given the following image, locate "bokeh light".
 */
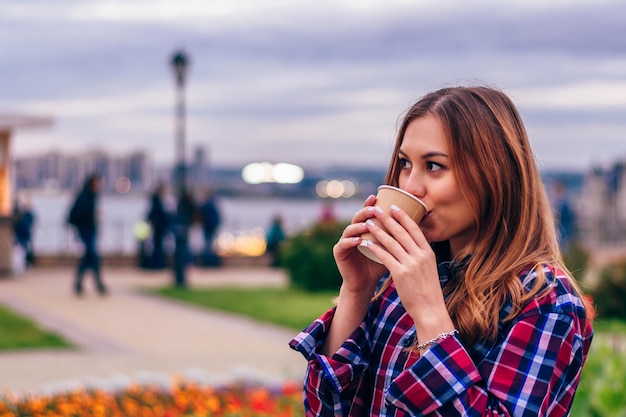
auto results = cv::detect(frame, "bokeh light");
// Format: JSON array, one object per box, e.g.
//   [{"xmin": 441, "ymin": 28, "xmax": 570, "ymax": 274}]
[
  {"xmin": 133, "ymin": 220, "xmax": 151, "ymax": 241},
  {"xmin": 242, "ymin": 162, "xmax": 304, "ymax": 184},
  {"xmin": 273, "ymin": 162, "xmax": 304, "ymax": 184},
  {"xmin": 115, "ymin": 176, "xmax": 132, "ymax": 193},
  {"xmin": 215, "ymin": 227, "xmax": 267, "ymax": 257},
  {"xmin": 242, "ymin": 162, "xmax": 274, "ymax": 184},
  {"xmin": 315, "ymin": 179, "xmax": 358, "ymax": 198}
]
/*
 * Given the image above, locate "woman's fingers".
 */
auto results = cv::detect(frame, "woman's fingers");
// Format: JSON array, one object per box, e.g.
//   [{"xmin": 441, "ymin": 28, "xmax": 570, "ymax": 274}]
[
  {"xmin": 351, "ymin": 196, "xmax": 377, "ymax": 225},
  {"xmin": 389, "ymin": 204, "xmax": 430, "ymax": 248},
  {"xmin": 363, "ymin": 218, "xmax": 410, "ymax": 263},
  {"xmin": 334, "ymin": 220, "xmax": 372, "ymax": 258},
  {"xmin": 363, "ymin": 194, "xmax": 376, "ymax": 207},
  {"xmin": 335, "ymin": 194, "xmax": 379, "ymax": 261},
  {"xmin": 364, "ymin": 206, "xmax": 426, "ymax": 255},
  {"xmin": 340, "ymin": 222, "xmax": 368, "ymax": 242}
]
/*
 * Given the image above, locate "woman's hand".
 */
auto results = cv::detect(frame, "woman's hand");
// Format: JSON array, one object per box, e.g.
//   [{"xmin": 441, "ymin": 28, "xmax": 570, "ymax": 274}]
[
  {"xmin": 363, "ymin": 204, "xmax": 455, "ymax": 340},
  {"xmin": 333, "ymin": 194, "xmax": 388, "ymax": 296},
  {"xmin": 323, "ymin": 195, "xmax": 390, "ymax": 356}
]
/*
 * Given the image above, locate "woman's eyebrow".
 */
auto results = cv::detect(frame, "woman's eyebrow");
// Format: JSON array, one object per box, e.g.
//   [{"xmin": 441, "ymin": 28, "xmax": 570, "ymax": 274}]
[
  {"xmin": 398, "ymin": 149, "xmax": 449, "ymax": 159},
  {"xmin": 422, "ymin": 151, "xmax": 449, "ymax": 159}
]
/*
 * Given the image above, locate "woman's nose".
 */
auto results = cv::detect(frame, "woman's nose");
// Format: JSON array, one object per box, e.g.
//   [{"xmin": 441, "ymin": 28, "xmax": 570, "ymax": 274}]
[{"xmin": 402, "ymin": 173, "xmax": 426, "ymax": 199}]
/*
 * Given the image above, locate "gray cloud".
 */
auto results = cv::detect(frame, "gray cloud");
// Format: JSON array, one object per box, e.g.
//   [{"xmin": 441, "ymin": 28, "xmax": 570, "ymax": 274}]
[{"xmin": 2, "ymin": 0, "xmax": 626, "ymax": 170}]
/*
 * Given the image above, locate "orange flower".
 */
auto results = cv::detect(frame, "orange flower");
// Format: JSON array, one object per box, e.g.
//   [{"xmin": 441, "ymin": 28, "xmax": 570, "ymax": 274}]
[{"xmin": 0, "ymin": 378, "xmax": 307, "ymax": 417}]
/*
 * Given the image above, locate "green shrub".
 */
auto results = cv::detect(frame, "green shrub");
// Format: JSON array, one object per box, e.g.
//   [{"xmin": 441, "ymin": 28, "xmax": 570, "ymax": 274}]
[
  {"xmin": 571, "ymin": 334, "xmax": 626, "ymax": 416},
  {"xmin": 281, "ymin": 221, "xmax": 347, "ymax": 292},
  {"xmin": 562, "ymin": 243, "xmax": 590, "ymax": 283},
  {"xmin": 591, "ymin": 262, "xmax": 626, "ymax": 320}
]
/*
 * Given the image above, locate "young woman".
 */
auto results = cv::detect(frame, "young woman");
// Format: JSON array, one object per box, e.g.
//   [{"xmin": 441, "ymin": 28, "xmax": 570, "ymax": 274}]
[{"xmin": 290, "ymin": 86, "xmax": 594, "ymax": 416}]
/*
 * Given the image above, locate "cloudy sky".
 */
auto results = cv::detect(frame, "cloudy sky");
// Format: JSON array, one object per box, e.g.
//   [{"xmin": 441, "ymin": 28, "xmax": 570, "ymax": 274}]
[{"xmin": 1, "ymin": 0, "xmax": 626, "ymax": 171}]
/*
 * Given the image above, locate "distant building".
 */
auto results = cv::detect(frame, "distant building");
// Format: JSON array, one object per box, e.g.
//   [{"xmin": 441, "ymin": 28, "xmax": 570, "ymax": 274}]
[
  {"xmin": 13, "ymin": 150, "xmax": 154, "ymax": 193},
  {"xmin": 128, "ymin": 152, "xmax": 151, "ymax": 191},
  {"xmin": 577, "ymin": 161, "xmax": 626, "ymax": 246},
  {"xmin": 191, "ymin": 145, "xmax": 209, "ymax": 189}
]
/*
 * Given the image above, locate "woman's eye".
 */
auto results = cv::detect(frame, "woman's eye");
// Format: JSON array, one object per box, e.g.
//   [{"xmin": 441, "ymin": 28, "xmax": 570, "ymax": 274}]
[
  {"xmin": 426, "ymin": 161, "xmax": 443, "ymax": 172},
  {"xmin": 399, "ymin": 158, "xmax": 412, "ymax": 169}
]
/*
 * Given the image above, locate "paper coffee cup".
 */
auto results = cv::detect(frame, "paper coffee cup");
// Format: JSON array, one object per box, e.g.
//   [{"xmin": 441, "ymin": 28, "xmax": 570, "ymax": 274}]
[{"xmin": 357, "ymin": 185, "xmax": 427, "ymax": 264}]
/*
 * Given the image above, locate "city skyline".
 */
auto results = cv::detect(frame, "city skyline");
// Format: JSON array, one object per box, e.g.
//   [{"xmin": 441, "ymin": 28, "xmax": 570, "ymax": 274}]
[
  {"xmin": 11, "ymin": 147, "xmax": 388, "ymax": 201},
  {"xmin": 13, "ymin": 146, "xmax": 591, "ymax": 195},
  {"xmin": 2, "ymin": 0, "xmax": 626, "ymax": 171}
]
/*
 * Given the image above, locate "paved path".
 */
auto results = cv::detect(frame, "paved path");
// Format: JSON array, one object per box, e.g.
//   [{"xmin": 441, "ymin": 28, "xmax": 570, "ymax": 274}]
[{"xmin": 0, "ymin": 266, "xmax": 308, "ymax": 394}]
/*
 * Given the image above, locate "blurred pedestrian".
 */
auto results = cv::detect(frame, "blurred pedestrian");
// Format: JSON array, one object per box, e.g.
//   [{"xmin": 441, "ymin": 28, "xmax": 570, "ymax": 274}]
[
  {"xmin": 199, "ymin": 187, "xmax": 221, "ymax": 266},
  {"xmin": 67, "ymin": 173, "xmax": 106, "ymax": 296},
  {"xmin": 13, "ymin": 193, "xmax": 36, "ymax": 269},
  {"xmin": 265, "ymin": 214, "xmax": 286, "ymax": 267},
  {"xmin": 146, "ymin": 182, "xmax": 171, "ymax": 269},
  {"xmin": 319, "ymin": 201, "xmax": 337, "ymax": 224}
]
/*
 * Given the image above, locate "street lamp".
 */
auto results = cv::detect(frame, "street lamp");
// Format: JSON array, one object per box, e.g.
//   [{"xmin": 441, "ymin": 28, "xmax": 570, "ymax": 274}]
[
  {"xmin": 170, "ymin": 50, "xmax": 189, "ymax": 194},
  {"xmin": 170, "ymin": 49, "xmax": 190, "ymax": 288}
]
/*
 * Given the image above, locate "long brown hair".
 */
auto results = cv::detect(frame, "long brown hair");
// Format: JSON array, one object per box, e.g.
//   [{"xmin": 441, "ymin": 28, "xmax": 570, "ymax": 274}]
[{"xmin": 383, "ymin": 85, "xmax": 594, "ymax": 344}]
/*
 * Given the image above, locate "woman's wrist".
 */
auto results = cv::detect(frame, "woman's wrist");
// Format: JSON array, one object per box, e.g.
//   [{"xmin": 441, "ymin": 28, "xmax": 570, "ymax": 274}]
[
  {"xmin": 410, "ymin": 305, "xmax": 456, "ymax": 350},
  {"xmin": 322, "ymin": 283, "xmax": 375, "ymax": 356},
  {"xmin": 416, "ymin": 329, "xmax": 458, "ymax": 351},
  {"xmin": 339, "ymin": 280, "xmax": 377, "ymax": 299}
]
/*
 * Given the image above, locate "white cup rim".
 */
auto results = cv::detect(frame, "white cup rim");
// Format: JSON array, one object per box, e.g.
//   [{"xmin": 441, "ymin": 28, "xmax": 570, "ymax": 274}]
[{"xmin": 378, "ymin": 185, "xmax": 428, "ymax": 210}]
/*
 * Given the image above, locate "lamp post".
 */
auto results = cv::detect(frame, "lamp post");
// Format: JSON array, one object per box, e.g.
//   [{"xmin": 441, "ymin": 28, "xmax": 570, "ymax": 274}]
[
  {"xmin": 170, "ymin": 49, "xmax": 190, "ymax": 288},
  {"xmin": 171, "ymin": 50, "xmax": 189, "ymax": 194}
]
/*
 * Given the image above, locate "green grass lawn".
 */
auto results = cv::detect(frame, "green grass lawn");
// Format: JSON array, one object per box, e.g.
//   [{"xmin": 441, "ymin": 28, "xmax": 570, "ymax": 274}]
[
  {"xmin": 0, "ymin": 304, "xmax": 71, "ymax": 351},
  {"xmin": 154, "ymin": 286, "xmax": 337, "ymax": 331}
]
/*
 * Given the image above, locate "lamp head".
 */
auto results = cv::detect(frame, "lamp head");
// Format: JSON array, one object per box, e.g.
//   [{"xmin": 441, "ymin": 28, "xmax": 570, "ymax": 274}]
[{"xmin": 171, "ymin": 50, "xmax": 189, "ymax": 86}]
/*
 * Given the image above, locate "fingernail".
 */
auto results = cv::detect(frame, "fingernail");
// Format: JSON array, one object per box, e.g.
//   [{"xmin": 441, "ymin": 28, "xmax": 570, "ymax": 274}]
[
  {"xmin": 374, "ymin": 207, "xmax": 384, "ymax": 214},
  {"xmin": 352, "ymin": 236, "xmax": 360, "ymax": 242},
  {"xmin": 366, "ymin": 219, "xmax": 375, "ymax": 227},
  {"xmin": 391, "ymin": 204, "xmax": 400, "ymax": 212},
  {"xmin": 367, "ymin": 207, "xmax": 375, "ymax": 212}
]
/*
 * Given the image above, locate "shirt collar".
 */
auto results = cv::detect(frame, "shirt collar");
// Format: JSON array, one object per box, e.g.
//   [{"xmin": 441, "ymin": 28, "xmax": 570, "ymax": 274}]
[{"xmin": 437, "ymin": 255, "xmax": 471, "ymax": 285}]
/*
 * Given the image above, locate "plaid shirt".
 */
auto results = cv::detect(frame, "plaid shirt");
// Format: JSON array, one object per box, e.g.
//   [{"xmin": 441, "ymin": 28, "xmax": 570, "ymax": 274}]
[{"xmin": 289, "ymin": 263, "xmax": 593, "ymax": 416}]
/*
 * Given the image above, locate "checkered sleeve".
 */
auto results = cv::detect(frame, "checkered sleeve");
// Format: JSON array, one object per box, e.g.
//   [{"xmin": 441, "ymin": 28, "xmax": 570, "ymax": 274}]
[
  {"xmin": 289, "ymin": 306, "xmax": 373, "ymax": 416},
  {"xmin": 385, "ymin": 303, "xmax": 589, "ymax": 416}
]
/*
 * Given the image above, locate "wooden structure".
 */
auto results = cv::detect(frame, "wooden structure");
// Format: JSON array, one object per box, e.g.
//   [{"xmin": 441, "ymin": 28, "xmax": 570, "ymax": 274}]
[{"xmin": 0, "ymin": 114, "xmax": 52, "ymax": 274}]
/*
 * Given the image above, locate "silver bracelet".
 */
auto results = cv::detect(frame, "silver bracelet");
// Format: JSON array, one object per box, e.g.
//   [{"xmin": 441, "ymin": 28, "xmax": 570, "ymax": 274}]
[{"xmin": 416, "ymin": 329, "xmax": 459, "ymax": 351}]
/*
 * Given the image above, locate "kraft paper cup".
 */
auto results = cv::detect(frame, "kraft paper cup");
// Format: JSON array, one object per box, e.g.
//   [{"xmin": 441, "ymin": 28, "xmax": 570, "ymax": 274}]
[{"xmin": 357, "ymin": 185, "xmax": 427, "ymax": 264}]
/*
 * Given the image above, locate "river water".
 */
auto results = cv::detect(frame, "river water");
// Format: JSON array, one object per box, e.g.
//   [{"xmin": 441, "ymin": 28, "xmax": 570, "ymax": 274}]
[{"xmin": 27, "ymin": 191, "xmax": 364, "ymax": 255}]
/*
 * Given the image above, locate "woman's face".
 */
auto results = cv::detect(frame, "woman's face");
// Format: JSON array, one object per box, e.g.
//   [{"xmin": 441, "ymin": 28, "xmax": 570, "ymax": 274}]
[{"xmin": 397, "ymin": 115, "xmax": 476, "ymax": 256}]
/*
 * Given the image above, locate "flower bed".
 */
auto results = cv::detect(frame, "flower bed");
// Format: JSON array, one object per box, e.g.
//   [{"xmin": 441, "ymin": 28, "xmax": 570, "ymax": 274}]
[{"xmin": 0, "ymin": 379, "xmax": 303, "ymax": 417}]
